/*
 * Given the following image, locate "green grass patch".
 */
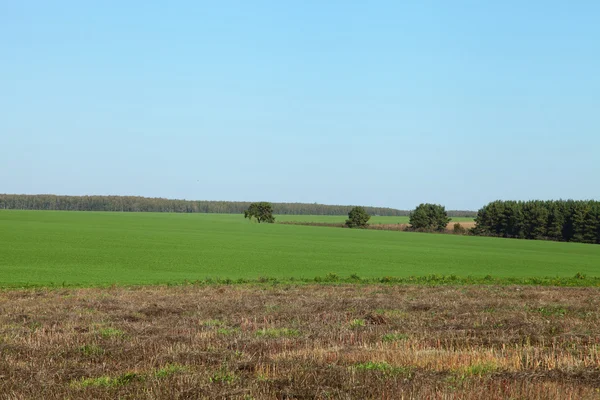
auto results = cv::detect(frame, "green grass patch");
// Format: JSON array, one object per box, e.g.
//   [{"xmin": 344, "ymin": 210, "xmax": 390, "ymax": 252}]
[
  {"xmin": 375, "ymin": 309, "xmax": 409, "ymax": 318},
  {"xmin": 154, "ymin": 363, "xmax": 187, "ymax": 378},
  {"xmin": 209, "ymin": 366, "xmax": 236, "ymax": 384},
  {"xmin": 203, "ymin": 319, "xmax": 225, "ymax": 327},
  {"xmin": 533, "ymin": 305, "xmax": 568, "ymax": 317},
  {"xmin": 455, "ymin": 362, "xmax": 499, "ymax": 377},
  {"xmin": 1, "ymin": 210, "xmax": 600, "ymax": 287},
  {"xmin": 98, "ymin": 327, "xmax": 125, "ymax": 339},
  {"xmin": 78, "ymin": 344, "xmax": 104, "ymax": 357},
  {"xmin": 349, "ymin": 319, "xmax": 366, "ymax": 329},
  {"xmin": 382, "ymin": 333, "xmax": 409, "ymax": 342},
  {"xmin": 217, "ymin": 327, "xmax": 240, "ymax": 336}
]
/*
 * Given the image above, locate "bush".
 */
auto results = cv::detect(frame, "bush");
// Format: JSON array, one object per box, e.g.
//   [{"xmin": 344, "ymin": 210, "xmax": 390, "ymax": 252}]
[
  {"xmin": 409, "ymin": 204, "xmax": 451, "ymax": 232},
  {"xmin": 453, "ymin": 223, "xmax": 466, "ymax": 235},
  {"xmin": 346, "ymin": 206, "xmax": 370, "ymax": 228}
]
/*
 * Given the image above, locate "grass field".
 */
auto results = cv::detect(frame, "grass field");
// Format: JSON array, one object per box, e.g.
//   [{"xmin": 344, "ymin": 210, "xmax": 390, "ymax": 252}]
[
  {"xmin": 275, "ymin": 214, "xmax": 475, "ymax": 224},
  {"xmin": 1, "ymin": 210, "xmax": 600, "ymax": 287},
  {"xmin": 1, "ymin": 285, "xmax": 599, "ymax": 399}
]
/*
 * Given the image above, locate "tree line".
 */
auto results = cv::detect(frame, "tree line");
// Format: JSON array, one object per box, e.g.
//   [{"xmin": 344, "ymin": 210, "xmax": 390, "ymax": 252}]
[
  {"xmin": 5, "ymin": 194, "xmax": 599, "ymax": 244},
  {"xmin": 303, "ymin": 200, "xmax": 600, "ymax": 246},
  {"xmin": 404, "ymin": 200, "xmax": 600, "ymax": 245},
  {"xmin": 474, "ymin": 200, "xmax": 600, "ymax": 244},
  {"xmin": 342, "ymin": 203, "xmax": 453, "ymax": 231},
  {"xmin": 0, "ymin": 194, "xmax": 480, "ymax": 216}
]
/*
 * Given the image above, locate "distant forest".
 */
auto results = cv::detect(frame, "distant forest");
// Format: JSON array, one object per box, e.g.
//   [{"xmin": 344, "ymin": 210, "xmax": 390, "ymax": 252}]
[
  {"xmin": 0, "ymin": 194, "xmax": 477, "ymax": 217},
  {"xmin": 475, "ymin": 200, "xmax": 600, "ymax": 244}
]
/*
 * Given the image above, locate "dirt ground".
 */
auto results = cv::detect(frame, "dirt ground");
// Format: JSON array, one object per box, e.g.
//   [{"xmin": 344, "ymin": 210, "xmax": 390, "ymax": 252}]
[{"xmin": 1, "ymin": 284, "xmax": 599, "ymax": 399}]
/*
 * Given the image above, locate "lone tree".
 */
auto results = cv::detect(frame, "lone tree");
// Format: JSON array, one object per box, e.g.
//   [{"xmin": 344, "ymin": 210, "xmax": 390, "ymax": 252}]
[
  {"xmin": 244, "ymin": 202, "xmax": 275, "ymax": 223},
  {"xmin": 346, "ymin": 206, "xmax": 371, "ymax": 228},
  {"xmin": 409, "ymin": 203, "xmax": 451, "ymax": 232}
]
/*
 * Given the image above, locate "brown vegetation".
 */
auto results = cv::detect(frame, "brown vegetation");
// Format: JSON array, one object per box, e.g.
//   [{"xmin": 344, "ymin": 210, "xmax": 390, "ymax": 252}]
[
  {"xmin": 280, "ymin": 221, "xmax": 477, "ymax": 233},
  {"xmin": 1, "ymin": 284, "xmax": 599, "ymax": 399}
]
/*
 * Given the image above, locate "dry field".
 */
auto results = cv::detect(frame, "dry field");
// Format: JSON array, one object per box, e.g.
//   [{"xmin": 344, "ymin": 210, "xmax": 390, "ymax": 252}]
[
  {"xmin": 1, "ymin": 285, "xmax": 599, "ymax": 399},
  {"xmin": 368, "ymin": 221, "xmax": 477, "ymax": 232},
  {"xmin": 279, "ymin": 221, "xmax": 477, "ymax": 233}
]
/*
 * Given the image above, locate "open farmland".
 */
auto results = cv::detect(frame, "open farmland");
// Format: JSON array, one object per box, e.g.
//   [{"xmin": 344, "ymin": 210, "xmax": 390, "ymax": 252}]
[
  {"xmin": 1, "ymin": 285, "xmax": 599, "ymax": 399},
  {"xmin": 2, "ymin": 211, "xmax": 600, "ymax": 399},
  {"xmin": 1, "ymin": 210, "xmax": 600, "ymax": 287}
]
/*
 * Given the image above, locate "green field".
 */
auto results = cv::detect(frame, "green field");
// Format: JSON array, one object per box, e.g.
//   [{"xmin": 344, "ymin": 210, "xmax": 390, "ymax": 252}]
[
  {"xmin": 275, "ymin": 215, "xmax": 474, "ymax": 224},
  {"xmin": 1, "ymin": 210, "xmax": 600, "ymax": 287}
]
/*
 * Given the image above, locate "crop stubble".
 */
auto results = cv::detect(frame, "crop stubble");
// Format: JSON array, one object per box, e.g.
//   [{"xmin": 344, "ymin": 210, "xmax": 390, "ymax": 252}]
[{"xmin": 0, "ymin": 284, "xmax": 599, "ymax": 399}]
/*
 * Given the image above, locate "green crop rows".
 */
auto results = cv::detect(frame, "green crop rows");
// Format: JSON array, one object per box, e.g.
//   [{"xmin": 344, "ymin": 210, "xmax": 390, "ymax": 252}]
[{"xmin": 1, "ymin": 210, "xmax": 599, "ymax": 287}]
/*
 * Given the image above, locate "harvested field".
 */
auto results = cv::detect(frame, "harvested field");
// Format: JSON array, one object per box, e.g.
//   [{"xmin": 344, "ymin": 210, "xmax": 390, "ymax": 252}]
[
  {"xmin": 1, "ymin": 285, "xmax": 599, "ymax": 399},
  {"xmin": 362, "ymin": 221, "xmax": 477, "ymax": 232}
]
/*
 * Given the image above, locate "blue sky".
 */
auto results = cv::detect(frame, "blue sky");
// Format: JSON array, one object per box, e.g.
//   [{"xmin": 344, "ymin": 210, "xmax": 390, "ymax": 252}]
[{"xmin": 1, "ymin": 1, "xmax": 598, "ymax": 210}]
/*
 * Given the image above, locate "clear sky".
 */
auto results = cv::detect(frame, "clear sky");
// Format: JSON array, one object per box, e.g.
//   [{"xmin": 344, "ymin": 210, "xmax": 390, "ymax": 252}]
[{"xmin": 1, "ymin": 1, "xmax": 598, "ymax": 210}]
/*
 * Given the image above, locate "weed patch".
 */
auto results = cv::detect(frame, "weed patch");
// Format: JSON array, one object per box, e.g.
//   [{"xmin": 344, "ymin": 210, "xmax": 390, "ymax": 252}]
[
  {"xmin": 209, "ymin": 366, "xmax": 236, "ymax": 384},
  {"xmin": 154, "ymin": 363, "xmax": 187, "ymax": 379},
  {"xmin": 382, "ymin": 333, "xmax": 409, "ymax": 342},
  {"xmin": 455, "ymin": 362, "xmax": 499, "ymax": 377},
  {"xmin": 353, "ymin": 362, "xmax": 413, "ymax": 377},
  {"xmin": 99, "ymin": 327, "xmax": 125, "ymax": 339},
  {"xmin": 217, "ymin": 327, "xmax": 240, "ymax": 336},
  {"xmin": 349, "ymin": 319, "xmax": 366, "ymax": 329},
  {"xmin": 78, "ymin": 344, "xmax": 104, "ymax": 357}
]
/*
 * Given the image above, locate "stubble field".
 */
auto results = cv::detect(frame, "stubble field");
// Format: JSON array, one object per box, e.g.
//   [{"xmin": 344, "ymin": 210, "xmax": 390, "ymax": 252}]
[{"xmin": 1, "ymin": 285, "xmax": 599, "ymax": 399}]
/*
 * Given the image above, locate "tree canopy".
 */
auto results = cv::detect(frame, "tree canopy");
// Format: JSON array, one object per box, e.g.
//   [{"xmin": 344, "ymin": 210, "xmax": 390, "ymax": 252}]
[
  {"xmin": 244, "ymin": 202, "xmax": 275, "ymax": 223},
  {"xmin": 0, "ymin": 194, "xmax": 481, "ymax": 216},
  {"xmin": 409, "ymin": 203, "xmax": 451, "ymax": 232},
  {"xmin": 345, "ymin": 206, "xmax": 371, "ymax": 228},
  {"xmin": 474, "ymin": 200, "xmax": 600, "ymax": 244}
]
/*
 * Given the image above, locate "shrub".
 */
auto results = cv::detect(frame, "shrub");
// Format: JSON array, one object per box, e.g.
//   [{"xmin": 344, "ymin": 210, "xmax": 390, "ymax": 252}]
[
  {"xmin": 346, "ymin": 206, "xmax": 370, "ymax": 228},
  {"xmin": 409, "ymin": 203, "xmax": 451, "ymax": 232},
  {"xmin": 453, "ymin": 223, "xmax": 466, "ymax": 235}
]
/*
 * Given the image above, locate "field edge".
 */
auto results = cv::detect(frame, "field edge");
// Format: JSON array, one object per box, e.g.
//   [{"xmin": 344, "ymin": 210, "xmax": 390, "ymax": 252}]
[{"xmin": 2, "ymin": 273, "xmax": 599, "ymax": 290}]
